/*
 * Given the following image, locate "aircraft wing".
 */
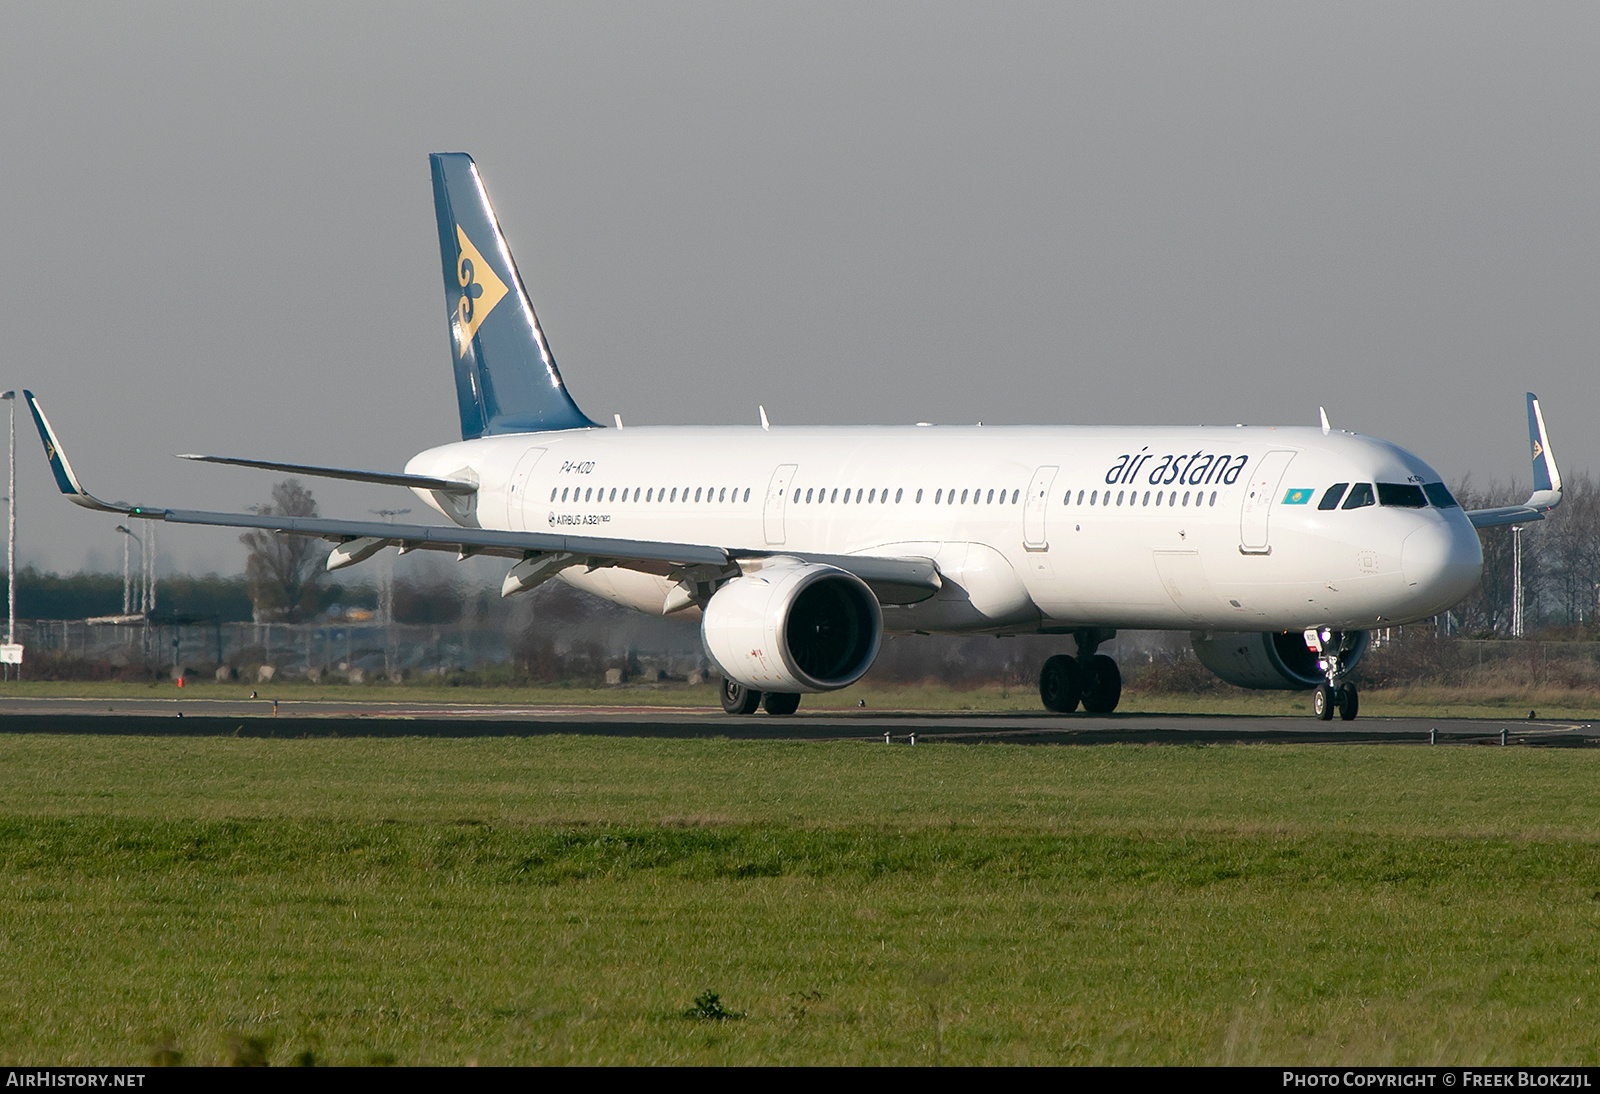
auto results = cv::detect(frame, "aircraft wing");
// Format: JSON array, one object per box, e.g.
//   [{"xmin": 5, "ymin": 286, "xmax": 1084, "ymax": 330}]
[
  {"xmin": 1465, "ymin": 393, "xmax": 1563, "ymax": 530},
  {"xmin": 25, "ymin": 392, "xmax": 939, "ymax": 600}
]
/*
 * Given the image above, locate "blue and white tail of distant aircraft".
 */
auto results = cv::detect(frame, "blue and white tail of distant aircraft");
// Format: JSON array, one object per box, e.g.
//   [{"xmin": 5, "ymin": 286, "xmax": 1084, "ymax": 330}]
[{"xmin": 25, "ymin": 153, "xmax": 1565, "ymax": 721}]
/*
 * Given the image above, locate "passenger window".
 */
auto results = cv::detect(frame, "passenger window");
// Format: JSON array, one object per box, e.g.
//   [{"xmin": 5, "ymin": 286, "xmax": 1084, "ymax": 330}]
[
  {"xmin": 867, "ymin": 488, "xmax": 876, "ymax": 504},
  {"xmin": 549, "ymin": 488, "xmax": 557, "ymax": 502},
  {"xmin": 1377, "ymin": 483, "xmax": 1427, "ymax": 508},
  {"xmin": 986, "ymin": 489, "xmax": 994, "ymax": 504},
  {"xmin": 560, "ymin": 487, "xmax": 569, "ymax": 502},
  {"xmin": 935, "ymin": 489, "xmax": 942, "ymax": 504},
  {"xmin": 1116, "ymin": 490, "xmax": 1124, "ymax": 505},
  {"xmin": 1423, "ymin": 482, "xmax": 1458, "ymax": 508},
  {"xmin": 669, "ymin": 488, "xmax": 677, "ymax": 502},
  {"xmin": 744, "ymin": 488, "xmax": 751, "ymax": 502},
  {"xmin": 915, "ymin": 489, "xmax": 923, "ymax": 503},
  {"xmin": 1142, "ymin": 491, "xmax": 1150, "ymax": 506},
  {"xmin": 855, "ymin": 488, "xmax": 863, "ymax": 503},
  {"xmin": 1210, "ymin": 491, "xmax": 1217, "ymax": 506},
  {"xmin": 1090, "ymin": 490, "xmax": 1098, "ymax": 505},
  {"xmin": 896, "ymin": 488, "xmax": 903, "ymax": 503},
  {"xmin": 960, "ymin": 489, "xmax": 969, "ymax": 504},
  {"xmin": 645, "ymin": 488, "xmax": 652, "ymax": 502},
  {"xmin": 582, "ymin": 488, "xmax": 591, "ymax": 502},
  {"xmin": 718, "ymin": 487, "xmax": 726, "ymax": 502},
  {"xmin": 1318, "ymin": 483, "xmax": 1349, "ymax": 510},
  {"xmin": 829, "ymin": 489, "xmax": 837, "ymax": 503},
  {"xmin": 608, "ymin": 488, "xmax": 616, "ymax": 502},
  {"xmin": 805, "ymin": 488, "xmax": 813, "ymax": 503},
  {"xmin": 1062, "ymin": 493, "xmax": 1070, "ymax": 505},
  {"xmin": 1342, "ymin": 483, "xmax": 1375, "ymax": 509},
  {"xmin": 1075, "ymin": 490, "xmax": 1083, "ymax": 505},
  {"xmin": 1183, "ymin": 491, "xmax": 1191, "ymax": 506},
  {"xmin": 691, "ymin": 487, "xmax": 699, "ymax": 502}
]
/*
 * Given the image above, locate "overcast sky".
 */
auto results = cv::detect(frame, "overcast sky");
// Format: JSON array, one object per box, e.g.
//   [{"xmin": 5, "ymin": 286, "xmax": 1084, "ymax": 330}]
[{"xmin": 1, "ymin": 2, "xmax": 1596, "ymax": 577}]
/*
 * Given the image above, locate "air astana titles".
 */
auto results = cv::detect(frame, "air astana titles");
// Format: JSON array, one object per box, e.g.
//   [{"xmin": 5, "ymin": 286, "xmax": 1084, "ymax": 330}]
[{"xmin": 1104, "ymin": 447, "xmax": 1250, "ymax": 488}]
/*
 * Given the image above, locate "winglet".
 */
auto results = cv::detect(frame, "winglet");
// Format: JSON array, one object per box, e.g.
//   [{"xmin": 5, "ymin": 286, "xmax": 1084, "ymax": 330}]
[
  {"xmin": 1525, "ymin": 392, "xmax": 1561, "ymax": 511},
  {"xmin": 22, "ymin": 392, "xmax": 142, "ymax": 515},
  {"xmin": 1319, "ymin": 406, "xmax": 1331, "ymax": 435},
  {"xmin": 1465, "ymin": 392, "xmax": 1565, "ymax": 529}
]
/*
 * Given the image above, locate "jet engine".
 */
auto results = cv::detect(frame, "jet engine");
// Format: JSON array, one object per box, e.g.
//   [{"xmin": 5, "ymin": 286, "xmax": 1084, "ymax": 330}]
[
  {"xmin": 1190, "ymin": 629, "xmax": 1371, "ymax": 690},
  {"xmin": 702, "ymin": 564, "xmax": 882, "ymax": 693}
]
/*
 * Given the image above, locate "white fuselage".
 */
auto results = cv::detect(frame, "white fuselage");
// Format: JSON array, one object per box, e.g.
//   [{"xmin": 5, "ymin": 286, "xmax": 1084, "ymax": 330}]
[{"xmin": 404, "ymin": 424, "xmax": 1483, "ymax": 635}]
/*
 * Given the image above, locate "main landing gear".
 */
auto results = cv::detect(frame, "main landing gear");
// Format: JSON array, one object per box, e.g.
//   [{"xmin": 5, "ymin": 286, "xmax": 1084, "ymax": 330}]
[
  {"xmin": 1039, "ymin": 629, "xmax": 1122, "ymax": 714},
  {"xmin": 720, "ymin": 678, "xmax": 800, "ymax": 716},
  {"xmin": 1305, "ymin": 628, "xmax": 1359, "ymax": 722}
]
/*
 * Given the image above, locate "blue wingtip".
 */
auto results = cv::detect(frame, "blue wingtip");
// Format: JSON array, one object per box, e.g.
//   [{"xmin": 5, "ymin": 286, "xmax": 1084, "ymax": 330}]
[
  {"xmin": 1527, "ymin": 392, "xmax": 1553, "ymax": 493},
  {"xmin": 21, "ymin": 390, "xmax": 80, "ymax": 497}
]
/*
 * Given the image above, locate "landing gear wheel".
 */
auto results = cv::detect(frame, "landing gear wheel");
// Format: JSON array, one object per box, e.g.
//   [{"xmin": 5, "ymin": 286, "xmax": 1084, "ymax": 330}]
[
  {"xmin": 762, "ymin": 692, "xmax": 801, "ymax": 716},
  {"xmin": 720, "ymin": 678, "xmax": 762, "ymax": 715},
  {"xmin": 1080, "ymin": 654, "xmax": 1122, "ymax": 714},
  {"xmin": 1313, "ymin": 683, "xmax": 1335, "ymax": 721},
  {"xmin": 1337, "ymin": 683, "xmax": 1359, "ymax": 722},
  {"xmin": 1039, "ymin": 654, "xmax": 1081, "ymax": 713}
]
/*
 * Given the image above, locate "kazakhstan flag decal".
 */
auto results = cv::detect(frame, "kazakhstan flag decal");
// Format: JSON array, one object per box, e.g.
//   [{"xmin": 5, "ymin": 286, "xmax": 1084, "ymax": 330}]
[{"xmin": 1282, "ymin": 487, "xmax": 1314, "ymax": 505}]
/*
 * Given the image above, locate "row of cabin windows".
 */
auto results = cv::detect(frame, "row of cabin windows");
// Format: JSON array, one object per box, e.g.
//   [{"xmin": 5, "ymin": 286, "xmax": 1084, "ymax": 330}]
[
  {"xmin": 551, "ymin": 485, "xmax": 755, "ymax": 504},
  {"xmin": 793, "ymin": 486, "xmax": 1023, "ymax": 506},
  {"xmin": 1066, "ymin": 488, "xmax": 1220, "ymax": 509},
  {"xmin": 546, "ymin": 476, "xmax": 1460, "ymax": 515}
]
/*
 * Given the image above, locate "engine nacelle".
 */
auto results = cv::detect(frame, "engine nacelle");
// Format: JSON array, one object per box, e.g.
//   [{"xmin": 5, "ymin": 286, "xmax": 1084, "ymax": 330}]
[
  {"xmin": 702, "ymin": 564, "xmax": 883, "ymax": 693},
  {"xmin": 1191, "ymin": 629, "xmax": 1371, "ymax": 690}
]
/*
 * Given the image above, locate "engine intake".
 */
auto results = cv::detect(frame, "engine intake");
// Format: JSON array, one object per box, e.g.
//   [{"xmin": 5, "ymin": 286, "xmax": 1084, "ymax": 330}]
[
  {"xmin": 702, "ymin": 564, "xmax": 883, "ymax": 693},
  {"xmin": 1191, "ymin": 630, "xmax": 1370, "ymax": 690}
]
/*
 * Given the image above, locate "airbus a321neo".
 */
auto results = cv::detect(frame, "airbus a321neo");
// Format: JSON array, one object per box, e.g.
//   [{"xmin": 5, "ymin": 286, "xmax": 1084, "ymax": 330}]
[{"xmin": 25, "ymin": 153, "xmax": 1564, "ymax": 720}]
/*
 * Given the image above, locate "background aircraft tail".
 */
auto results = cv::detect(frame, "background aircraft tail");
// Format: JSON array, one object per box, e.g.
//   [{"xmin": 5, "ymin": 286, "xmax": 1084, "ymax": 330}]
[{"xmin": 430, "ymin": 152, "xmax": 598, "ymax": 439}]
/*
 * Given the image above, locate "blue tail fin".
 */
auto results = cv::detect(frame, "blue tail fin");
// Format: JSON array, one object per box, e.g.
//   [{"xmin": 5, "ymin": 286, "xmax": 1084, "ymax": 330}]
[{"xmin": 430, "ymin": 153, "xmax": 599, "ymax": 439}]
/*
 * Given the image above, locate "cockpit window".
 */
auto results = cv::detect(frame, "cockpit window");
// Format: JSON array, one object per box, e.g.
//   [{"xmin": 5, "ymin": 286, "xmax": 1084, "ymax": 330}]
[
  {"xmin": 1318, "ymin": 483, "xmax": 1349, "ymax": 510},
  {"xmin": 1342, "ymin": 483, "xmax": 1376, "ymax": 510},
  {"xmin": 1423, "ymin": 482, "xmax": 1459, "ymax": 509},
  {"xmin": 1377, "ymin": 483, "xmax": 1427, "ymax": 508}
]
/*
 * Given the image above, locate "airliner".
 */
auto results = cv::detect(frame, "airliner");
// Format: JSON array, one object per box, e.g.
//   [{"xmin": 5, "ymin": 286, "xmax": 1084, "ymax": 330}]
[{"xmin": 25, "ymin": 153, "xmax": 1563, "ymax": 721}]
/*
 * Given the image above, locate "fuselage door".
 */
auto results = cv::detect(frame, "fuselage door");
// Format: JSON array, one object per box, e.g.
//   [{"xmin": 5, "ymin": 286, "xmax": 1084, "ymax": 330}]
[
  {"xmin": 1023, "ymin": 465, "xmax": 1059, "ymax": 550},
  {"xmin": 1239, "ymin": 450, "xmax": 1296, "ymax": 554},
  {"xmin": 763, "ymin": 463, "xmax": 798, "ymax": 545},
  {"xmin": 506, "ymin": 447, "xmax": 546, "ymax": 531}
]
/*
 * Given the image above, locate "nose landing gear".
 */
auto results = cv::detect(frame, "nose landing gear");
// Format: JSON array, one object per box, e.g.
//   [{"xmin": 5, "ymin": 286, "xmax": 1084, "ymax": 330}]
[
  {"xmin": 1306, "ymin": 628, "xmax": 1360, "ymax": 721},
  {"xmin": 1039, "ymin": 629, "xmax": 1121, "ymax": 714}
]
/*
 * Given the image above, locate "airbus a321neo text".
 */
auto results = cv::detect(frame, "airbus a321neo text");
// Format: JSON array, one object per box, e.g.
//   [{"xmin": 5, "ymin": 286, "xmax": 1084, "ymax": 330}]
[{"xmin": 26, "ymin": 153, "xmax": 1564, "ymax": 720}]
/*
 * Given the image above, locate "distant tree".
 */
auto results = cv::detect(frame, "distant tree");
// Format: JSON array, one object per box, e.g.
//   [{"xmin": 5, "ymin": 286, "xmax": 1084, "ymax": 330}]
[
  {"xmin": 1540, "ymin": 472, "xmax": 1600, "ymax": 625},
  {"xmin": 240, "ymin": 480, "xmax": 328, "ymax": 622},
  {"xmin": 1449, "ymin": 477, "xmax": 1533, "ymax": 635}
]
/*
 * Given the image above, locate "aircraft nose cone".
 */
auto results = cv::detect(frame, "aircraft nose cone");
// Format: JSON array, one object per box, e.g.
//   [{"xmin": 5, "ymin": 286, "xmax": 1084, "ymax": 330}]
[{"xmin": 1401, "ymin": 518, "xmax": 1482, "ymax": 612}]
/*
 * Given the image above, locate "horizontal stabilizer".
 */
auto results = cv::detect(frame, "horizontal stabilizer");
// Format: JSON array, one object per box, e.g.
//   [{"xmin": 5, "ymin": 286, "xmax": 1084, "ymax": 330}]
[{"xmin": 178, "ymin": 454, "xmax": 477, "ymax": 496}]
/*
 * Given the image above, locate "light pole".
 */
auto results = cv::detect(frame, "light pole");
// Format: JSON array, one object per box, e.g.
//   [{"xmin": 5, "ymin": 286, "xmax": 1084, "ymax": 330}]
[
  {"xmin": 369, "ymin": 509, "xmax": 409, "ymax": 680},
  {"xmin": 2, "ymin": 391, "xmax": 14, "ymax": 649},
  {"xmin": 115, "ymin": 525, "xmax": 142, "ymax": 616},
  {"xmin": 1511, "ymin": 524, "xmax": 1525, "ymax": 638},
  {"xmin": 368, "ymin": 509, "xmax": 410, "ymax": 628}
]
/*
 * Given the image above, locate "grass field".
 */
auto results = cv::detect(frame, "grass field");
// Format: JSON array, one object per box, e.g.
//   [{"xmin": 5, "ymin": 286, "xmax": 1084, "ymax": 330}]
[{"xmin": 0, "ymin": 732, "xmax": 1598, "ymax": 1065}]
